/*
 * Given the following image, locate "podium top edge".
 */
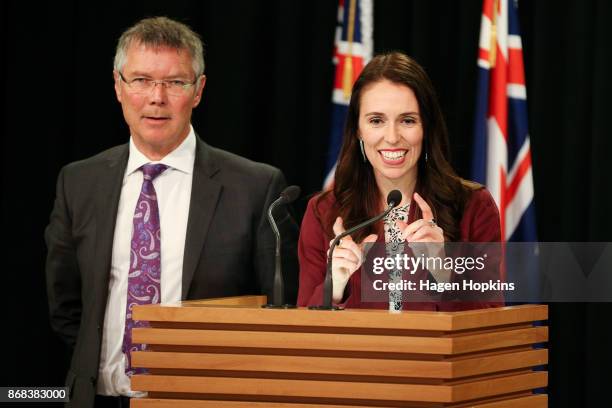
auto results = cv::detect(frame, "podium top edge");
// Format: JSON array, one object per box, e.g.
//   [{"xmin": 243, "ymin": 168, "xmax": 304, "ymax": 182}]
[{"xmin": 132, "ymin": 303, "xmax": 548, "ymax": 331}]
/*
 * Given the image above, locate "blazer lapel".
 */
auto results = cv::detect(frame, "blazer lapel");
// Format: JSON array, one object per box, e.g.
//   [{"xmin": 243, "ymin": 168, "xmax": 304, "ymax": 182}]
[
  {"xmin": 93, "ymin": 146, "xmax": 129, "ymax": 307},
  {"xmin": 182, "ymin": 139, "xmax": 222, "ymax": 299}
]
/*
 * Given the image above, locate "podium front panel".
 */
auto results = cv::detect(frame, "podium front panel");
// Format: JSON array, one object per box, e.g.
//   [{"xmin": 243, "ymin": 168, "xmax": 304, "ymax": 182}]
[{"xmin": 131, "ymin": 298, "xmax": 548, "ymax": 407}]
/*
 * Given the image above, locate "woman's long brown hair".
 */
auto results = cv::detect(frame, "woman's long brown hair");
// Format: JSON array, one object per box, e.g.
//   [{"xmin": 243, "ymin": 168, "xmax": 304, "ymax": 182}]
[{"xmin": 318, "ymin": 52, "xmax": 479, "ymax": 242}]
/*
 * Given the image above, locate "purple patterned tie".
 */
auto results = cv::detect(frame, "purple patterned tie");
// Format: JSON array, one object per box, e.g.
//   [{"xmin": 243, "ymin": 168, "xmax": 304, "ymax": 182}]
[{"xmin": 123, "ymin": 163, "xmax": 168, "ymax": 376}]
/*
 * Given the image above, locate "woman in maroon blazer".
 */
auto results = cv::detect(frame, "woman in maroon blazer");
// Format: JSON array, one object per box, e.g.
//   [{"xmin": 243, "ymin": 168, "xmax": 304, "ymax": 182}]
[{"xmin": 297, "ymin": 52, "xmax": 502, "ymax": 311}]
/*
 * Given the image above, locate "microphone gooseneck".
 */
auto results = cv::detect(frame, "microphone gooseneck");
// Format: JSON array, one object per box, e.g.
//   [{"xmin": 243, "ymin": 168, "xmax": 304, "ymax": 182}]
[
  {"xmin": 311, "ymin": 190, "xmax": 403, "ymax": 310},
  {"xmin": 263, "ymin": 185, "xmax": 301, "ymax": 309}
]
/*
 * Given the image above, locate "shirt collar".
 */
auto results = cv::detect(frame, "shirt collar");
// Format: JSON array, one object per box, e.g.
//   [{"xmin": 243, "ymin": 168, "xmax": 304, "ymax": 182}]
[{"xmin": 126, "ymin": 125, "xmax": 196, "ymax": 176}]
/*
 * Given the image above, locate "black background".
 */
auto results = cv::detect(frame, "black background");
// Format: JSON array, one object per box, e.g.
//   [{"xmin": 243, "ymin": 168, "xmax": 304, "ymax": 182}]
[{"xmin": 1, "ymin": 1, "xmax": 611, "ymax": 406}]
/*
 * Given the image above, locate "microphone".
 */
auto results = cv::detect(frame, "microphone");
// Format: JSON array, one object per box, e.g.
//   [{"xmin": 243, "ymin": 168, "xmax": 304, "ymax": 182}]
[
  {"xmin": 279, "ymin": 185, "xmax": 301, "ymax": 205},
  {"xmin": 310, "ymin": 190, "xmax": 403, "ymax": 310},
  {"xmin": 262, "ymin": 185, "xmax": 301, "ymax": 309}
]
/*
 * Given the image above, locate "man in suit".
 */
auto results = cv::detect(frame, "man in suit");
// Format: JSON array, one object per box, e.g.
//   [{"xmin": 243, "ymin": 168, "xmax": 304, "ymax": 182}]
[{"xmin": 45, "ymin": 17, "xmax": 298, "ymax": 408}]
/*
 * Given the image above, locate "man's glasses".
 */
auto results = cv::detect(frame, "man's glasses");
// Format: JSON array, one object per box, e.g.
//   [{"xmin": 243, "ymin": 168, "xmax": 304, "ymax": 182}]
[{"xmin": 118, "ymin": 72, "xmax": 199, "ymax": 96}]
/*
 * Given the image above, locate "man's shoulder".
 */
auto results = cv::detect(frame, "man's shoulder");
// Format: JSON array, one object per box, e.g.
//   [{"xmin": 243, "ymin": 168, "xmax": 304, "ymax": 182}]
[
  {"xmin": 205, "ymin": 144, "xmax": 281, "ymax": 180},
  {"xmin": 62, "ymin": 144, "xmax": 128, "ymax": 174}
]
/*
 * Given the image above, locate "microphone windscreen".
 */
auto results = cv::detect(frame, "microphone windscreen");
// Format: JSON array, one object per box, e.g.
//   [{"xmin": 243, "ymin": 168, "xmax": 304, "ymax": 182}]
[
  {"xmin": 280, "ymin": 185, "xmax": 301, "ymax": 203},
  {"xmin": 387, "ymin": 190, "xmax": 402, "ymax": 207}
]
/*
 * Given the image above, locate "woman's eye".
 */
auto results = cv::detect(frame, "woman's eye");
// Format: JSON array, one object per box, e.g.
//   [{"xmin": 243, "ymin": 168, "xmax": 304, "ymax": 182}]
[
  {"xmin": 402, "ymin": 117, "xmax": 417, "ymax": 125},
  {"xmin": 369, "ymin": 117, "xmax": 383, "ymax": 125}
]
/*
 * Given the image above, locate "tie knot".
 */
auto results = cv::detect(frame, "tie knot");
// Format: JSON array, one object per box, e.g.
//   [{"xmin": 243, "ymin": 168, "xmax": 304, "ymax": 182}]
[{"xmin": 141, "ymin": 163, "xmax": 168, "ymax": 180}]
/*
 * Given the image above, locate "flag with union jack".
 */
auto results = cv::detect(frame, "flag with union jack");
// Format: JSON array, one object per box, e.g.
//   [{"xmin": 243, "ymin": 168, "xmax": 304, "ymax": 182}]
[
  {"xmin": 323, "ymin": 0, "xmax": 373, "ymax": 189},
  {"xmin": 472, "ymin": 0, "xmax": 537, "ymax": 242}
]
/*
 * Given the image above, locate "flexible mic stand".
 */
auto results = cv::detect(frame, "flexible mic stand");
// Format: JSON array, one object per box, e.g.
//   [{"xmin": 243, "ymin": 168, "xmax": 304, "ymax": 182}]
[{"xmin": 262, "ymin": 185, "xmax": 300, "ymax": 309}]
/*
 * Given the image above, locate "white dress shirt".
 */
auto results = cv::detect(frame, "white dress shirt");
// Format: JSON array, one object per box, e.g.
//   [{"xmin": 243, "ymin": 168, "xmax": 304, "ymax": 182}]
[{"xmin": 97, "ymin": 127, "xmax": 196, "ymax": 396}]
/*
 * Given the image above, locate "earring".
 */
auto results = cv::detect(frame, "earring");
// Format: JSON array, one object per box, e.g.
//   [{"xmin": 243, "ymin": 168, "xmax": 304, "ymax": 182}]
[
  {"xmin": 425, "ymin": 152, "xmax": 428, "ymax": 162},
  {"xmin": 359, "ymin": 139, "xmax": 367, "ymax": 162}
]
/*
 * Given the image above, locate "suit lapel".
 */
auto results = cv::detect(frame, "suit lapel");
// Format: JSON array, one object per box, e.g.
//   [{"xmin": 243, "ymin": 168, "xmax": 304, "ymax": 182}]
[
  {"xmin": 182, "ymin": 139, "xmax": 222, "ymax": 299},
  {"xmin": 93, "ymin": 146, "xmax": 129, "ymax": 308}
]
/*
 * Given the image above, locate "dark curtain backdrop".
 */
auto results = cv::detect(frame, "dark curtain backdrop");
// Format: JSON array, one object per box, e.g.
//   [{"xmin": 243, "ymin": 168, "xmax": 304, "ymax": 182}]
[{"xmin": 2, "ymin": 1, "xmax": 611, "ymax": 407}]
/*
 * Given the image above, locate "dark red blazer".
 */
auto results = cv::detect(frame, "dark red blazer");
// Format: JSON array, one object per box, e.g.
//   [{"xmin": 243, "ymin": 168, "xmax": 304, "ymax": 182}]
[{"xmin": 297, "ymin": 187, "xmax": 503, "ymax": 311}]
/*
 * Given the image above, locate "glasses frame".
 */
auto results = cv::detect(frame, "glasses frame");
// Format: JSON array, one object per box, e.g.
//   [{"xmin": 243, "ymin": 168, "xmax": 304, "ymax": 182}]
[{"xmin": 118, "ymin": 71, "xmax": 200, "ymax": 95}]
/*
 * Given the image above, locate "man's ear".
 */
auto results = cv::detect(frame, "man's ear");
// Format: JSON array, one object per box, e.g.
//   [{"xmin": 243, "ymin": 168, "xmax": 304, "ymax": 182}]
[
  {"xmin": 113, "ymin": 70, "xmax": 123, "ymax": 103},
  {"xmin": 192, "ymin": 75, "xmax": 206, "ymax": 108}
]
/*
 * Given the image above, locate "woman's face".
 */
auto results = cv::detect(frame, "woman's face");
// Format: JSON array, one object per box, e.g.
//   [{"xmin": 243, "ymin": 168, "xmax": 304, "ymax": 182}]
[{"xmin": 358, "ymin": 80, "xmax": 423, "ymax": 187}]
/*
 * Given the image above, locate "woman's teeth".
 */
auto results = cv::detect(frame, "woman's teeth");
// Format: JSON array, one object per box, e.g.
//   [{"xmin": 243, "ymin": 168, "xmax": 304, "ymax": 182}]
[{"xmin": 381, "ymin": 150, "xmax": 406, "ymax": 160}]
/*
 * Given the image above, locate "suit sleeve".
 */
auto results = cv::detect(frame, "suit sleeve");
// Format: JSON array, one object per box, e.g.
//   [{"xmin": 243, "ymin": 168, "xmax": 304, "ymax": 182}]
[
  {"xmin": 254, "ymin": 168, "xmax": 299, "ymax": 304},
  {"xmin": 45, "ymin": 166, "xmax": 82, "ymax": 349}
]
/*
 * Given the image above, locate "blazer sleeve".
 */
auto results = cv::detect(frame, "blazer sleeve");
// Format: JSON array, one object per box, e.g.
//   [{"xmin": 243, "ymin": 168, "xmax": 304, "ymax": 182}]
[
  {"xmin": 296, "ymin": 196, "xmax": 328, "ymax": 306},
  {"xmin": 446, "ymin": 187, "xmax": 504, "ymax": 308},
  {"xmin": 254, "ymin": 168, "xmax": 299, "ymax": 304},
  {"xmin": 45, "ymin": 166, "xmax": 82, "ymax": 349},
  {"xmin": 299, "ymin": 194, "xmax": 367, "ymax": 307}
]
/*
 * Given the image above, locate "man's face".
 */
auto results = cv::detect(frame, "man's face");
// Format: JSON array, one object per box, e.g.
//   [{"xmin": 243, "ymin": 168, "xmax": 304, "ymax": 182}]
[{"xmin": 114, "ymin": 42, "xmax": 205, "ymax": 159}]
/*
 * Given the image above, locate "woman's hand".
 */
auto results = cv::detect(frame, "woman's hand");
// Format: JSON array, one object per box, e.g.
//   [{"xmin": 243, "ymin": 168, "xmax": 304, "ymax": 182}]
[
  {"xmin": 328, "ymin": 217, "xmax": 377, "ymax": 302},
  {"xmin": 397, "ymin": 192, "xmax": 449, "ymax": 282},
  {"xmin": 397, "ymin": 192, "xmax": 444, "ymax": 243}
]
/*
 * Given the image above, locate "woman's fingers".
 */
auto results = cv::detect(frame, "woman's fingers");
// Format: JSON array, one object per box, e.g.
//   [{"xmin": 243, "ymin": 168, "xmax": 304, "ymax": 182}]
[
  {"xmin": 396, "ymin": 220, "xmax": 408, "ymax": 230},
  {"xmin": 328, "ymin": 235, "xmax": 361, "ymax": 255},
  {"xmin": 401, "ymin": 219, "xmax": 444, "ymax": 242},
  {"xmin": 333, "ymin": 258, "xmax": 359, "ymax": 273},
  {"xmin": 332, "ymin": 246, "xmax": 360, "ymax": 265},
  {"xmin": 329, "ymin": 218, "xmax": 379, "ymax": 279},
  {"xmin": 333, "ymin": 217, "xmax": 345, "ymax": 237},
  {"xmin": 361, "ymin": 233, "xmax": 378, "ymax": 245},
  {"xmin": 413, "ymin": 192, "xmax": 434, "ymax": 221},
  {"xmin": 360, "ymin": 233, "xmax": 378, "ymax": 258},
  {"xmin": 331, "ymin": 216, "xmax": 357, "ymax": 247},
  {"xmin": 410, "ymin": 224, "xmax": 444, "ymax": 242},
  {"xmin": 401, "ymin": 219, "xmax": 428, "ymax": 240}
]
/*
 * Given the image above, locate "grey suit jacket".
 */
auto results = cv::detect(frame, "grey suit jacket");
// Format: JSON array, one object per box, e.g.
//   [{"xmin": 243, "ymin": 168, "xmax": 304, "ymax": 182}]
[{"xmin": 45, "ymin": 137, "xmax": 299, "ymax": 407}]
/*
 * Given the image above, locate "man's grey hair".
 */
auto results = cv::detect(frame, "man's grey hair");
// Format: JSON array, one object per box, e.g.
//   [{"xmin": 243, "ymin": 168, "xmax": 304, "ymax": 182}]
[{"xmin": 114, "ymin": 16, "xmax": 205, "ymax": 78}]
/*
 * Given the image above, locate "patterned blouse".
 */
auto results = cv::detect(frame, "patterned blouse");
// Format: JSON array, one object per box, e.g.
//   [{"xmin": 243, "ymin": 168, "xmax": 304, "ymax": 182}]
[{"xmin": 383, "ymin": 203, "xmax": 410, "ymax": 312}]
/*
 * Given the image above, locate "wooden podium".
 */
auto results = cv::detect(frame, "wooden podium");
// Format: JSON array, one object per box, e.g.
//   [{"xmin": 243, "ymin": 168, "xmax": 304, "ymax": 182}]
[{"xmin": 130, "ymin": 296, "xmax": 547, "ymax": 407}]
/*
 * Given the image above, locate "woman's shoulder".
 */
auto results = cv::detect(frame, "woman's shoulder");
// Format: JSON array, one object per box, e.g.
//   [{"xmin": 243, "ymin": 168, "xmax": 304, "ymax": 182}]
[
  {"xmin": 459, "ymin": 181, "xmax": 501, "ymax": 241},
  {"xmin": 306, "ymin": 190, "xmax": 337, "ymax": 214},
  {"xmin": 301, "ymin": 191, "xmax": 338, "ymax": 244},
  {"xmin": 463, "ymin": 183, "xmax": 498, "ymax": 212}
]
